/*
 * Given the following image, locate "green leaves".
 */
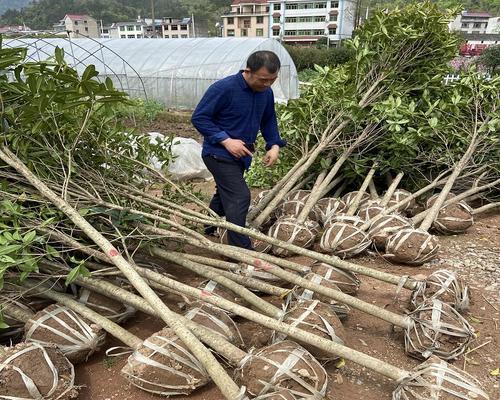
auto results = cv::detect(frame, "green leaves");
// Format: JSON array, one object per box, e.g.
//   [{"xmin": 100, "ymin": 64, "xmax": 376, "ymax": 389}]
[{"xmin": 65, "ymin": 261, "xmax": 91, "ymax": 286}]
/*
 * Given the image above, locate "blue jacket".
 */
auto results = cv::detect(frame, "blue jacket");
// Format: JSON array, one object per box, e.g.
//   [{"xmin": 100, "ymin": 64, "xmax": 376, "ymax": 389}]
[{"xmin": 191, "ymin": 71, "xmax": 286, "ymax": 169}]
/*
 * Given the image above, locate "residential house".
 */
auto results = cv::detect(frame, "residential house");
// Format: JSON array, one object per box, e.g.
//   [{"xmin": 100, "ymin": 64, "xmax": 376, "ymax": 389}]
[
  {"xmin": 221, "ymin": 0, "xmax": 270, "ymax": 38},
  {"xmin": 53, "ymin": 14, "xmax": 99, "ymax": 38},
  {"xmin": 459, "ymin": 33, "xmax": 500, "ymax": 56},
  {"xmin": 268, "ymin": 0, "xmax": 356, "ymax": 45},
  {"xmin": 110, "ymin": 22, "xmax": 146, "ymax": 39},
  {"xmin": 449, "ymin": 11, "xmax": 491, "ymax": 34},
  {"xmin": 0, "ymin": 25, "xmax": 31, "ymax": 35},
  {"xmin": 162, "ymin": 17, "xmax": 193, "ymax": 38}
]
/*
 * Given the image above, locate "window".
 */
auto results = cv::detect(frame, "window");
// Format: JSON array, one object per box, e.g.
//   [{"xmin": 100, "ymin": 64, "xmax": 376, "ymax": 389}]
[
  {"xmin": 120, "ymin": 34, "xmax": 126, "ymax": 38},
  {"xmin": 172, "ymin": 34, "xmax": 178, "ymax": 38},
  {"xmin": 256, "ymin": 28, "xmax": 263, "ymax": 36},
  {"xmin": 85, "ymin": 27, "xmax": 88, "ymax": 32},
  {"xmin": 266, "ymin": 6, "xmax": 269, "ymax": 12},
  {"xmin": 314, "ymin": 16, "xmax": 325, "ymax": 22},
  {"xmin": 74, "ymin": 20, "xmax": 78, "ymax": 25},
  {"xmin": 172, "ymin": 25, "xmax": 178, "ymax": 30},
  {"xmin": 273, "ymin": 17, "xmax": 280, "ymax": 23},
  {"xmin": 136, "ymin": 25, "xmax": 142, "ymax": 30},
  {"xmin": 313, "ymin": 29, "xmax": 323, "ymax": 35},
  {"xmin": 257, "ymin": 16, "xmax": 264, "ymax": 24},
  {"xmin": 243, "ymin": 19, "xmax": 251, "ymax": 28},
  {"xmin": 274, "ymin": 4, "xmax": 281, "ymax": 10},
  {"xmin": 75, "ymin": 29, "xmax": 79, "ymax": 33},
  {"xmin": 314, "ymin": 2, "xmax": 326, "ymax": 9},
  {"xmin": 473, "ymin": 23, "xmax": 481, "ymax": 28},
  {"xmin": 137, "ymin": 34, "xmax": 142, "ymax": 38},
  {"xmin": 128, "ymin": 34, "xmax": 135, "ymax": 38},
  {"xmin": 285, "ymin": 30, "xmax": 296, "ymax": 36},
  {"xmin": 329, "ymin": 28, "xmax": 336, "ymax": 35},
  {"xmin": 181, "ymin": 34, "xmax": 188, "ymax": 38},
  {"xmin": 119, "ymin": 26, "xmax": 125, "ymax": 31},
  {"xmin": 273, "ymin": 28, "xmax": 280, "ymax": 36},
  {"xmin": 83, "ymin": 20, "xmax": 87, "ymax": 24},
  {"xmin": 285, "ymin": 17, "xmax": 297, "ymax": 23},
  {"xmin": 286, "ymin": 4, "xmax": 298, "ymax": 10},
  {"xmin": 241, "ymin": 28, "xmax": 248, "ymax": 36},
  {"xmin": 227, "ymin": 17, "xmax": 234, "ymax": 25},
  {"xmin": 329, "ymin": 14, "xmax": 337, "ymax": 22},
  {"xmin": 181, "ymin": 25, "xmax": 187, "ymax": 30},
  {"xmin": 227, "ymin": 29, "xmax": 235, "ymax": 36},
  {"xmin": 298, "ymin": 30, "xmax": 309, "ymax": 35},
  {"xmin": 461, "ymin": 22, "xmax": 468, "ymax": 28},
  {"xmin": 127, "ymin": 25, "xmax": 134, "ymax": 31},
  {"xmin": 331, "ymin": 1, "xmax": 339, "ymax": 7},
  {"xmin": 164, "ymin": 34, "xmax": 169, "ymax": 38}
]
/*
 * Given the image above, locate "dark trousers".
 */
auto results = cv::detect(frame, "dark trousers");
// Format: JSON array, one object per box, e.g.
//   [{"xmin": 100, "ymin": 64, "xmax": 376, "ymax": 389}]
[{"xmin": 203, "ymin": 155, "xmax": 252, "ymax": 249}]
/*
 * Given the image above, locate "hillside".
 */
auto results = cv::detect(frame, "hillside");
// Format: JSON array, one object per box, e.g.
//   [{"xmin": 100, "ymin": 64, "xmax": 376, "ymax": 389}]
[{"xmin": 0, "ymin": 0, "xmax": 31, "ymax": 17}]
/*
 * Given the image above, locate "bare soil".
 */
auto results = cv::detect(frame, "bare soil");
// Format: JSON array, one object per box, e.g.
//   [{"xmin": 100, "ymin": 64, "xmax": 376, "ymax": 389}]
[{"xmin": 74, "ymin": 202, "xmax": 499, "ymax": 400}]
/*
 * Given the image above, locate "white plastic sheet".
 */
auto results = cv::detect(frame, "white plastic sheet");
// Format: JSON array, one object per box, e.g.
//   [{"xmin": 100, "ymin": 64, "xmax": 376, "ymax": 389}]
[{"xmin": 167, "ymin": 137, "xmax": 212, "ymax": 181}]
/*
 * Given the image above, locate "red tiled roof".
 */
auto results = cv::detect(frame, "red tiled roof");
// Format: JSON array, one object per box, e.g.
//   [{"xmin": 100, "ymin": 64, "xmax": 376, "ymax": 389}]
[{"xmin": 462, "ymin": 11, "xmax": 490, "ymax": 17}]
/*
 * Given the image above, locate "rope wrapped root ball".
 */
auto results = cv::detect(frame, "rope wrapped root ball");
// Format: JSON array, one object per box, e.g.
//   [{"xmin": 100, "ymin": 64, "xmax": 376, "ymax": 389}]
[
  {"xmin": 294, "ymin": 273, "xmax": 351, "ymax": 320},
  {"xmin": 320, "ymin": 222, "xmax": 371, "ymax": 258},
  {"xmin": 185, "ymin": 302, "xmax": 244, "ymax": 348},
  {"xmin": 384, "ymin": 228, "xmax": 440, "ymax": 265},
  {"xmin": 24, "ymin": 304, "xmax": 106, "ymax": 364},
  {"xmin": 369, "ymin": 214, "xmax": 413, "ymax": 251},
  {"xmin": 316, "ymin": 197, "xmax": 347, "ymax": 224},
  {"xmin": 426, "ymin": 193, "xmax": 456, "ymax": 209},
  {"xmin": 78, "ymin": 288, "xmax": 136, "ymax": 324},
  {"xmin": 0, "ymin": 342, "xmax": 78, "ymax": 399},
  {"xmin": 283, "ymin": 190, "xmax": 311, "ymax": 202},
  {"xmin": 405, "ymin": 299, "xmax": 475, "ymax": 361},
  {"xmin": 387, "ymin": 189, "xmax": 416, "ymax": 214},
  {"xmin": 310, "ymin": 262, "xmax": 361, "ymax": 296},
  {"xmin": 324, "ymin": 214, "xmax": 365, "ymax": 230},
  {"xmin": 432, "ymin": 202, "xmax": 474, "ymax": 235},
  {"xmin": 273, "ymin": 300, "xmax": 346, "ymax": 362},
  {"xmin": 278, "ymin": 199, "xmax": 321, "ymax": 222},
  {"xmin": 410, "ymin": 270, "xmax": 469, "ymax": 312},
  {"xmin": 238, "ymin": 262, "xmax": 285, "ymax": 284},
  {"xmin": 393, "ymin": 356, "xmax": 489, "ymax": 400},
  {"xmin": 341, "ymin": 191, "xmax": 371, "ymax": 209},
  {"xmin": 197, "ymin": 279, "xmax": 249, "ymax": 311},
  {"xmin": 357, "ymin": 201, "xmax": 386, "ymax": 221},
  {"xmin": 236, "ymin": 340, "xmax": 328, "ymax": 398},
  {"xmin": 268, "ymin": 217, "xmax": 318, "ymax": 257},
  {"xmin": 122, "ymin": 327, "xmax": 210, "ymax": 396}
]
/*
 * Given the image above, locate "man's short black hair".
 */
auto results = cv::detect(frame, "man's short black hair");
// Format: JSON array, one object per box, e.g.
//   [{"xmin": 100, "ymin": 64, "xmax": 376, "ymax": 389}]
[{"xmin": 246, "ymin": 51, "xmax": 281, "ymax": 74}]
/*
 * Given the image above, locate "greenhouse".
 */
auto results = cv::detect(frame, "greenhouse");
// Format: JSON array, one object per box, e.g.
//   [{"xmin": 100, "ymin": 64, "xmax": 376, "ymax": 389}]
[{"xmin": 4, "ymin": 37, "xmax": 299, "ymax": 109}]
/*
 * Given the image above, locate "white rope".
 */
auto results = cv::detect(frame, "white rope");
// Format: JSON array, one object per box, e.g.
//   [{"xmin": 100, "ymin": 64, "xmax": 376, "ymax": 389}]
[
  {"xmin": 316, "ymin": 197, "xmax": 347, "ymax": 224},
  {"xmin": 78, "ymin": 288, "xmax": 136, "ymax": 323},
  {"xmin": 385, "ymin": 228, "xmax": 440, "ymax": 265},
  {"xmin": 320, "ymin": 223, "xmax": 371, "ymax": 257},
  {"xmin": 268, "ymin": 218, "xmax": 316, "ymax": 256}
]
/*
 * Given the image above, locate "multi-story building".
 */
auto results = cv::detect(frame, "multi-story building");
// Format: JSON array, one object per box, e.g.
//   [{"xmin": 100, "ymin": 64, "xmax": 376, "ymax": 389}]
[
  {"xmin": 53, "ymin": 14, "xmax": 99, "ymax": 38},
  {"xmin": 162, "ymin": 17, "xmax": 193, "ymax": 38},
  {"xmin": 486, "ymin": 16, "xmax": 499, "ymax": 34},
  {"xmin": 110, "ymin": 22, "xmax": 146, "ymax": 39},
  {"xmin": 221, "ymin": 0, "xmax": 270, "ymax": 38},
  {"xmin": 449, "ymin": 11, "xmax": 491, "ymax": 34},
  {"xmin": 268, "ymin": 0, "xmax": 355, "ymax": 45}
]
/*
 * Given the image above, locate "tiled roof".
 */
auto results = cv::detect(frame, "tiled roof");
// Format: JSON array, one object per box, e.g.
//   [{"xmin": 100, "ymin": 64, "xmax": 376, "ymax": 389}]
[
  {"xmin": 65, "ymin": 14, "xmax": 91, "ymax": 20},
  {"xmin": 462, "ymin": 11, "xmax": 491, "ymax": 18},
  {"xmin": 231, "ymin": 0, "xmax": 268, "ymax": 4}
]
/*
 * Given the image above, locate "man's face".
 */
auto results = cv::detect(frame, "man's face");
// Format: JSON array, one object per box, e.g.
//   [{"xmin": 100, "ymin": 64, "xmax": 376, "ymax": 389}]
[{"xmin": 244, "ymin": 67, "xmax": 279, "ymax": 92}]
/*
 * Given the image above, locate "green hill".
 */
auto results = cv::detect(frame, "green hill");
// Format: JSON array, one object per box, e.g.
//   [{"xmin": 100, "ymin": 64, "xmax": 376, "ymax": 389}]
[{"xmin": 0, "ymin": 0, "xmax": 32, "ymax": 17}]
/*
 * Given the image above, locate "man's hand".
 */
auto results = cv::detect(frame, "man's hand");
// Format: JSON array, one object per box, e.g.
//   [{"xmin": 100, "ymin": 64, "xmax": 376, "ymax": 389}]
[
  {"xmin": 221, "ymin": 138, "xmax": 253, "ymax": 158},
  {"xmin": 263, "ymin": 145, "xmax": 280, "ymax": 167}
]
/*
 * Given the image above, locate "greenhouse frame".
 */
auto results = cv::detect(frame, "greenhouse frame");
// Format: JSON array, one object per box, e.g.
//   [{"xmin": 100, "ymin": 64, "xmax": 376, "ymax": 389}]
[{"xmin": 5, "ymin": 37, "xmax": 300, "ymax": 109}]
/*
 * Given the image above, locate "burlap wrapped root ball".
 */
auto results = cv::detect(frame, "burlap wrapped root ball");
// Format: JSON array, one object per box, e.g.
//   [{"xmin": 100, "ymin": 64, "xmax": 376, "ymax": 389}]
[
  {"xmin": 278, "ymin": 199, "xmax": 321, "ymax": 222},
  {"xmin": 0, "ymin": 342, "xmax": 78, "ymax": 399},
  {"xmin": 249, "ymin": 190, "xmax": 278, "ymax": 229},
  {"xmin": 384, "ymin": 228, "xmax": 440, "ymax": 265},
  {"xmin": 294, "ymin": 273, "xmax": 351, "ymax": 320},
  {"xmin": 341, "ymin": 191, "xmax": 371, "ymax": 209},
  {"xmin": 357, "ymin": 200, "xmax": 386, "ymax": 222},
  {"xmin": 236, "ymin": 340, "xmax": 328, "ymax": 398},
  {"xmin": 432, "ymin": 202, "xmax": 474, "ymax": 235},
  {"xmin": 122, "ymin": 327, "xmax": 210, "ymax": 396},
  {"xmin": 197, "ymin": 280, "xmax": 249, "ymax": 311},
  {"xmin": 217, "ymin": 226, "xmax": 273, "ymax": 253},
  {"xmin": 425, "ymin": 192, "xmax": 456, "ymax": 209},
  {"xmin": 24, "ymin": 304, "xmax": 106, "ymax": 364},
  {"xmin": 253, "ymin": 388, "xmax": 296, "ymax": 399},
  {"xmin": 323, "ymin": 213, "xmax": 365, "ymax": 230},
  {"xmin": 310, "ymin": 262, "xmax": 361, "ymax": 296},
  {"xmin": 393, "ymin": 356, "xmax": 489, "ymax": 400},
  {"xmin": 387, "ymin": 189, "xmax": 416, "ymax": 214},
  {"xmin": 404, "ymin": 299, "xmax": 474, "ymax": 361},
  {"xmin": 185, "ymin": 302, "xmax": 244, "ymax": 348},
  {"xmin": 368, "ymin": 214, "xmax": 413, "ymax": 251},
  {"xmin": 410, "ymin": 269, "xmax": 469, "ymax": 312},
  {"xmin": 78, "ymin": 288, "xmax": 136, "ymax": 323},
  {"xmin": 273, "ymin": 300, "xmax": 346, "ymax": 362},
  {"xmin": 238, "ymin": 261, "xmax": 285, "ymax": 285},
  {"xmin": 319, "ymin": 222, "xmax": 371, "ymax": 258},
  {"xmin": 315, "ymin": 197, "xmax": 347, "ymax": 224},
  {"xmin": 268, "ymin": 217, "xmax": 318, "ymax": 257}
]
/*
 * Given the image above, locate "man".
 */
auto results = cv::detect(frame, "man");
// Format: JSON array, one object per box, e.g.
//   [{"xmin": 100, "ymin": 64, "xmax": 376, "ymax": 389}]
[{"xmin": 191, "ymin": 50, "xmax": 286, "ymax": 249}]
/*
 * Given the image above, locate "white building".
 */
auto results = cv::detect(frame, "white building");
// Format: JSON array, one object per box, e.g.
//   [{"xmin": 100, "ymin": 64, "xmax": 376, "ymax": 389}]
[
  {"xmin": 486, "ymin": 16, "xmax": 499, "ymax": 34},
  {"xmin": 52, "ymin": 14, "xmax": 100, "ymax": 38},
  {"xmin": 449, "ymin": 11, "xmax": 491, "ymax": 34},
  {"xmin": 162, "ymin": 17, "xmax": 193, "ymax": 38},
  {"xmin": 110, "ymin": 22, "xmax": 146, "ymax": 39},
  {"xmin": 267, "ymin": 0, "xmax": 355, "ymax": 45}
]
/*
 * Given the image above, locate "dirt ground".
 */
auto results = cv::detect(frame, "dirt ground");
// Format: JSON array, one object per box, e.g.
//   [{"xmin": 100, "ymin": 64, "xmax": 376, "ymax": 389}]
[{"xmin": 74, "ymin": 196, "xmax": 500, "ymax": 400}]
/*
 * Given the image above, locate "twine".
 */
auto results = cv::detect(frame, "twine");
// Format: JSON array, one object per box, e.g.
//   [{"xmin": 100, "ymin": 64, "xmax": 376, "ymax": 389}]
[
  {"xmin": 320, "ymin": 223, "xmax": 371, "ymax": 257},
  {"xmin": 311, "ymin": 262, "xmax": 360, "ymax": 295},
  {"xmin": 238, "ymin": 341, "xmax": 327, "ymax": 399},
  {"xmin": 405, "ymin": 299, "xmax": 474, "ymax": 360},
  {"xmin": 316, "ymin": 197, "xmax": 347, "ymax": 224},
  {"xmin": 79, "ymin": 288, "xmax": 136, "ymax": 323},
  {"xmin": 25, "ymin": 305, "xmax": 105, "ymax": 361},
  {"xmin": 268, "ymin": 218, "xmax": 316, "ymax": 256},
  {"xmin": 385, "ymin": 229, "xmax": 440, "ymax": 265},
  {"xmin": 123, "ymin": 332, "xmax": 209, "ymax": 396},
  {"xmin": 0, "ymin": 342, "xmax": 75, "ymax": 400},
  {"xmin": 433, "ymin": 202, "xmax": 474, "ymax": 234},
  {"xmin": 393, "ymin": 357, "xmax": 489, "ymax": 399}
]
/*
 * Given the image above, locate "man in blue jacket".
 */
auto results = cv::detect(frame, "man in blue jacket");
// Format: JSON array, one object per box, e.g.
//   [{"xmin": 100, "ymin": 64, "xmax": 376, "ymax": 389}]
[{"xmin": 191, "ymin": 51, "xmax": 286, "ymax": 249}]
